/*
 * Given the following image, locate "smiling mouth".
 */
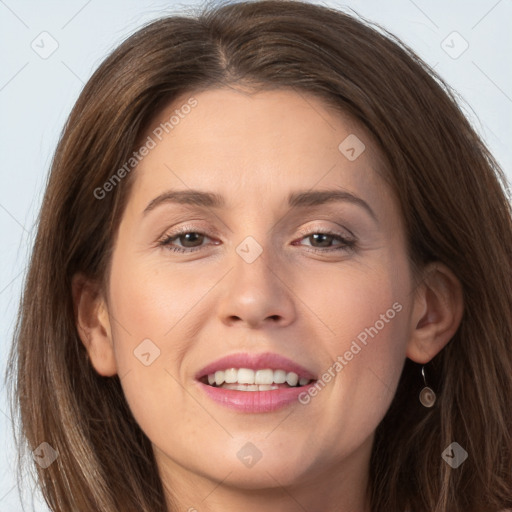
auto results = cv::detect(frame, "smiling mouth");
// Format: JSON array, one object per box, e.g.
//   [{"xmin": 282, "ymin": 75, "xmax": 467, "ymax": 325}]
[{"xmin": 199, "ymin": 367, "xmax": 315, "ymax": 391}]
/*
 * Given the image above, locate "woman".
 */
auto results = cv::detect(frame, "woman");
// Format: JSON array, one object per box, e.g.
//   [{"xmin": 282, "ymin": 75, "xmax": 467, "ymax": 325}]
[{"xmin": 6, "ymin": 0, "xmax": 512, "ymax": 511}]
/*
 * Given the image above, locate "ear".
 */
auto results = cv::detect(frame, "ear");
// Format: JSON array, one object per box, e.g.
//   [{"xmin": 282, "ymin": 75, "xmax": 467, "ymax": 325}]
[
  {"xmin": 72, "ymin": 273, "xmax": 117, "ymax": 376},
  {"xmin": 406, "ymin": 262, "xmax": 464, "ymax": 364}
]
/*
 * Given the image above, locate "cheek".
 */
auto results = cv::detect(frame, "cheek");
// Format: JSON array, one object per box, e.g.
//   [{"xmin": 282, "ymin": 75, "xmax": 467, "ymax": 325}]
[
  {"xmin": 108, "ymin": 248, "xmax": 210, "ymax": 351},
  {"xmin": 106, "ymin": 251, "xmax": 221, "ymax": 443},
  {"xmin": 304, "ymin": 260, "xmax": 410, "ymax": 436},
  {"xmin": 303, "ymin": 256, "xmax": 409, "ymax": 351}
]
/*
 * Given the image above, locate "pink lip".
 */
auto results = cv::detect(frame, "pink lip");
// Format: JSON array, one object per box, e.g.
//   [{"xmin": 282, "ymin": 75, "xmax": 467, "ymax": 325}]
[
  {"xmin": 195, "ymin": 352, "xmax": 318, "ymax": 413},
  {"xmin": 195, "ymin": 352, "xmax": 317, "ymax": 381},
  {"xmin": 197, "ymin": 382, "xmax": 317, "ymax": 413}
]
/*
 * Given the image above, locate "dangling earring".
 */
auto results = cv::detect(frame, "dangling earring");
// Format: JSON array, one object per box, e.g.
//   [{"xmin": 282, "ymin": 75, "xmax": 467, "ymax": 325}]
[{"xmin": 419, "ymin": 366, "xmax": 436, "ymax": 407}]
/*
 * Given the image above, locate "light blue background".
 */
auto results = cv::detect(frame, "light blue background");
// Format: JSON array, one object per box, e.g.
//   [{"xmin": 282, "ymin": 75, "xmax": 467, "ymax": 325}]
[{"xmin": 1, "ymin": 0, "xmax": 511, "ymax": 509}]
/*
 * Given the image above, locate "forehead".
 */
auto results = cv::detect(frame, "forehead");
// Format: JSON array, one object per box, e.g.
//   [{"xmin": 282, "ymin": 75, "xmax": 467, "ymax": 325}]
[{"xmin": 129, "ymin": 87, "xmax": 393, "ymax": 216}]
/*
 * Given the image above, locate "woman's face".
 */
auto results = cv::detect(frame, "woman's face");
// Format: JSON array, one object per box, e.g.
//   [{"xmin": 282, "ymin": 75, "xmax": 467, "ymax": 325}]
[{"xmin": 98, "ymin": 87, "xmax": 418, "ymax": 504}]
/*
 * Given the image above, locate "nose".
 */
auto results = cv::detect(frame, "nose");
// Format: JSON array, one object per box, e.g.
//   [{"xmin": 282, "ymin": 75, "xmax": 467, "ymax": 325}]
[{"xmin": 216, "ymin": 242, "xmax": 297, "ymax": 329}]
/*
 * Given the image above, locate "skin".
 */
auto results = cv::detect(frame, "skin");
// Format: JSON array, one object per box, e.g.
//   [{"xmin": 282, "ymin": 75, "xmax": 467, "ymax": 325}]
[{"xmin": 73, "ymin": 86, "xmax": 463, "ymax": 512}]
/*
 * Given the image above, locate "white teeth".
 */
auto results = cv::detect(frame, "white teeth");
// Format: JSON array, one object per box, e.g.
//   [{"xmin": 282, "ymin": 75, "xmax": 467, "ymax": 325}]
[
  {"xmin": 215, "ymin": 371, "xmax": 224, "ymax": 386},
  {"xmin": 257, "ymin": 384, "xmax": 277, "ymax": 391},
  {"xmin": 204, "ymin": 368, "xmax": 312, "ymax": 388},
  {"xmin": 221, "ymin": 383, "xmax": 280, "ymax": 391},
  {"xmin": 273, "ymin": 369, "xmax": 287, "ymax": 384},
  {"xmin": 237, "ymin": 368, "xmax": 255, "ymax": 384},
  {"xmin": 224, "ymin": 368, "xmax": 237, "ymax": 384},
  {"xmin": 286, "ymin": 372, "xmax": 299, "ymax": 387},
  {"xmin": 255, "ymin": 369, "xmax": 274, "ymax": 385}
]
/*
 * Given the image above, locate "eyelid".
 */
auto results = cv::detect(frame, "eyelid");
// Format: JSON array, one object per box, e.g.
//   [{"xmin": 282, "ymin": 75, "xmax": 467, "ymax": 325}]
[
  {"xmin": 295, "ymin": 222, "xmax": 355, "ymax": 240},
  {"xmin": 158, "ymin": 221, "xmax": 354, "ymax": 243},
  {"xmin": 156, "ymin": 221, "xmax": 216, "ymax": 240},
  {"xmin": 157, "ymin": 221, "xmax": 357, "ymax": 255}
]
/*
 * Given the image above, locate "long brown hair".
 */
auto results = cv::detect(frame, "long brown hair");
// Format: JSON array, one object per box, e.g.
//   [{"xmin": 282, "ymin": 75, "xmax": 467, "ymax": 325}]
[{"xmin": 6, "ymin": 1, "xmax": 512, "ymax": 510}]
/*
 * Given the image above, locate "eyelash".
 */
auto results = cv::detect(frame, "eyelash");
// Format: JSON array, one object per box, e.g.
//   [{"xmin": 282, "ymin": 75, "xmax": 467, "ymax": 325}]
[{"xmin": 157, "ymin": 226, "xmax": 356, "ymax": 254}]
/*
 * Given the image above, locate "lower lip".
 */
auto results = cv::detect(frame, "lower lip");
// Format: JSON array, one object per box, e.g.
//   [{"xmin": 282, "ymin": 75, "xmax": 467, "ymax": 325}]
[{"xmin": 197, "ymin": 381, "xmax": 316, "ymax": 413}]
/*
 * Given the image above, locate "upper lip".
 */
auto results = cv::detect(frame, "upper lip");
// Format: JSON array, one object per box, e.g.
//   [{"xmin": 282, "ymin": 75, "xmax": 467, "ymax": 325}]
[{"xmin": 196, "ymin": 352, "xmax": 318, "ymax": 381}]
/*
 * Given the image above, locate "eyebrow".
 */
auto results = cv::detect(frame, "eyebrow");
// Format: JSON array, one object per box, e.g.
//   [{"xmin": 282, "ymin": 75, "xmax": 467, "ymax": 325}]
[
  {"xmin": 288, "ymin": 189, "xmax": 377, "ymax": 222},
  {"xmin": 143, "ymin": 188, "xmax": 377, "ymax": 222},
  {"xmin": 143, "ymin": 190, "xmax": 226, "ymax": 214}
]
